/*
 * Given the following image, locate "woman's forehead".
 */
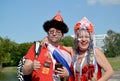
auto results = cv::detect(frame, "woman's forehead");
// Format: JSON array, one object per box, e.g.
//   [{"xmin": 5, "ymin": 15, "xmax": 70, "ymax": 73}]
[{"xmin": 78, "ymin": 29, "xmax": 89, "ymax": 35}]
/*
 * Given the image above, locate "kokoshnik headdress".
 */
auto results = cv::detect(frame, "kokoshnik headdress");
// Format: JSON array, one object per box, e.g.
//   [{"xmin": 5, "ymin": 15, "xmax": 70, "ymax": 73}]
[{"xmin": 74, "ymin": 17, "xmax": 94, "ymax": 37}]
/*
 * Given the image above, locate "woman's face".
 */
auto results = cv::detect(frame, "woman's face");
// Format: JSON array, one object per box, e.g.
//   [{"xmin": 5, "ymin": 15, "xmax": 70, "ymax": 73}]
[{"xmin": 77, "ymin": 30, "xmax": 90, "ymax": 51}]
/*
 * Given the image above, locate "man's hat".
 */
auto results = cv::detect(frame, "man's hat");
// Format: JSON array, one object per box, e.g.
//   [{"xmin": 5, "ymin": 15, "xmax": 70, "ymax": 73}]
[{"xmin": 43, "ymin": 12, "xmax": 68, "ymax": 33}]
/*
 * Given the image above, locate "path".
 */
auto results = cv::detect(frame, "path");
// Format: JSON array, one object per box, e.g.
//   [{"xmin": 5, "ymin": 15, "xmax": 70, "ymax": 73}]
[{"xmin": 109, "ymin": 71, "xmax": 120, "ymax": 81}]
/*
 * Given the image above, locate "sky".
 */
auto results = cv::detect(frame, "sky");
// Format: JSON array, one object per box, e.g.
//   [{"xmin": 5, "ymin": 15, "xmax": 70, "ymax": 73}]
[{"xmin": 0, "ymin": 0, "xmax": 120, "ymax": 43}]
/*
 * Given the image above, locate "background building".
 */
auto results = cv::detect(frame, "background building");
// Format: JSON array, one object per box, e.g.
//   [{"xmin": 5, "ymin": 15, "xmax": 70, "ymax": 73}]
[{"xmin": 93, "ymin": 34, "xmax": 107, "ymax": 51}]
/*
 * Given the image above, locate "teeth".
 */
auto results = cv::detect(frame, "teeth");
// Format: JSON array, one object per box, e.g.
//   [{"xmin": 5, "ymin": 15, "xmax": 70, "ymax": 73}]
[{"xmin": 81, "ymin": 42, "xmax": 87, "ymax": 45}]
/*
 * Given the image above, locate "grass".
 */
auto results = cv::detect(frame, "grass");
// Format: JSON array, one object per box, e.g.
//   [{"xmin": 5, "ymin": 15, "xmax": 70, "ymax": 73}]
[
  {"xmin": 107, "ymin": 57, "xmax": 120, "ymax": 71},
  {"xmin": 0, "ymin": 67, "xmax": 17, "ymax": 81}
]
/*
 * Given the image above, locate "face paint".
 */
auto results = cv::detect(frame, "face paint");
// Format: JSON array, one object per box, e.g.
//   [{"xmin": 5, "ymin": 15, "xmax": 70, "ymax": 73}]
[
  {"xmin": 77, "ymin": 38, "xmax": 81, "ymax": 41},
  {"xmin": 57, "ymin": 34, "xmax": 62, "ymax": 40}
]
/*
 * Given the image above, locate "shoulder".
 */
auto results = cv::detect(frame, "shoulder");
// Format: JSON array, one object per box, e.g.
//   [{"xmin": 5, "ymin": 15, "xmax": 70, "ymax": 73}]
[
  {"xmin": 94, "ymin": 47, "xmax": 107, "ymax": 61},
  {"xmin": 94, "ymin": 47, "xmax": 104, "ymax": 55}
]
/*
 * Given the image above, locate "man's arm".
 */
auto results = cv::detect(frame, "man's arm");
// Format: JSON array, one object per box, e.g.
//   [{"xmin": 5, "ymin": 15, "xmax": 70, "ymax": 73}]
[
  {"xmin": 23, "ymin": 59, "xmax": 33, "ymax": 75},
  {"xmin": 23, "ymin": 59, "xmax": 41, "ymax": 75}
]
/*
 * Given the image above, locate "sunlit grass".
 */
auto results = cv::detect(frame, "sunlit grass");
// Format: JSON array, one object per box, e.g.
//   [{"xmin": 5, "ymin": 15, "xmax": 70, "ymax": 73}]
[
  {"xmin": 107, "ymin": 57, "xmax": 120, "ymax": 71},
  {"xmin": 1, "ymin": 67, "xmax": 17, "ymax": 73},
  {"xmin": 0, "ymin": 67, "xmax": 17, "ymax": 81}
]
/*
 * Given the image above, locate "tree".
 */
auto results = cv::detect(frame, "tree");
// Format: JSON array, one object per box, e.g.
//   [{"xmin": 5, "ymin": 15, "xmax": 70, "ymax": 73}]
[
  {"xmin": 103, "ymin": 30, "xmax": 120, "ymax": 57},
  {"xmin": 0, "ymin": 36, "xmax": 4, "ymax": 68},
  {"xmin": 10, "ymin": 42, "xmax": 32, "ymax": 65},
  {"xmin": 61, "ymin": 35, "xmax": 74, "ymax": 47},
  {"xmin": 0, "ymin": 36, "xmax": 18, "ymax": 67},
  {"xmin": 0, "ymin": 36, "xmax": 32, "ymax": 67}
]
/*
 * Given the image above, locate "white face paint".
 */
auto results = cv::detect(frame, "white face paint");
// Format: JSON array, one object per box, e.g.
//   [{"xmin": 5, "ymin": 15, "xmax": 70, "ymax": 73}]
[
  {"xmin": 57, "ymin": 34, "xmax": 62, "ymax": 40},
  {"xmin": 77, "ymin": 38, "xmax": 81, "ymax": 41}
]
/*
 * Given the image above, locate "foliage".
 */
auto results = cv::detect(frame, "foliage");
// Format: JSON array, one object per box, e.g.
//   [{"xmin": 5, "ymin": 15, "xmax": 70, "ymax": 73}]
[
  {"xmin": 10, "ymin": 42, "xmax": 32, "ymax": 65},
  {"xmin": 103, "ymin": 30, "xmax": 120, "ymax": 57},
  {"xmin": 61, "ymin": 35, "xmax": 74, "ymax": 47},
  {"xmin": 0, "ymin": 36, "xmax": 32, "ymax": 67},
  {"xmin": 0, "ymin": 37, "xmax": 17, "ymax": 64}
]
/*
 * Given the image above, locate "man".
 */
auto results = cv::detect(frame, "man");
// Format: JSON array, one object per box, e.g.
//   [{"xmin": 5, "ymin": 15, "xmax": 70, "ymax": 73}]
[{"xmin": 23, "ymin": 12, "xmax": 74, "ymax": 81}]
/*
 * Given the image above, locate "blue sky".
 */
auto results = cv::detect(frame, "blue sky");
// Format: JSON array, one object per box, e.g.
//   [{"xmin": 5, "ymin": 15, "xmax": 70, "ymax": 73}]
[{"xmin": 0, "ymin": 0, "xmax": 120, "ymax": 43}]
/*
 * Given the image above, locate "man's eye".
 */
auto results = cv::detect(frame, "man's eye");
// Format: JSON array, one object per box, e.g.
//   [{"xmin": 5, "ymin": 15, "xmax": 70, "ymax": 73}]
[{"xmin": 57, "ymin": 32, "xmax": 61, "ymax": 33}]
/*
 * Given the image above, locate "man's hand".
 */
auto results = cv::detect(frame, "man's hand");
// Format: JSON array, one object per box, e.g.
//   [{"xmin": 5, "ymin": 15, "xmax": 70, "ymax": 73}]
[
  {"xmin": 55, "ymin": 67, "xmax": 69, "ymax": 78},
  {"xmin": 33, "ymin": 59, "xmax": 41, "ymax": 70}
]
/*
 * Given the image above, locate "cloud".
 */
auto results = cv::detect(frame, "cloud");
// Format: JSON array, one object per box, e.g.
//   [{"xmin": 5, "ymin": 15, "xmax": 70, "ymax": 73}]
[
  {"xmin": 87, "ymin": 0, "xmax": 97, "ymax": 5},
  {"xmin": 87, "ymin": 0, "xmax": 120, "ymax": 5},
  {"xmin": 100, "ymin": 0, "xmax": 120, "ymax": 5}
]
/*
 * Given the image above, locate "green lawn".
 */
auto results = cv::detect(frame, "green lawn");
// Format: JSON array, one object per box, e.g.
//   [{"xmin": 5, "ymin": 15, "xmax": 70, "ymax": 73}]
[
  {"xmin": 107, "ymin": 57, "xmax": 120, "ymax": 71},
  {"xmin": 0, "ymin": 67, "xmax": 17, "ymax": 81}
]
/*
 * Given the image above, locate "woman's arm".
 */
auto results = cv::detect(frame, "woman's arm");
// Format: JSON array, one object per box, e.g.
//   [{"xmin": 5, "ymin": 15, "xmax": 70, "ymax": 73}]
[{"xmin": 95, "ymin": 48, "xmax": 114, "ymax": 81}]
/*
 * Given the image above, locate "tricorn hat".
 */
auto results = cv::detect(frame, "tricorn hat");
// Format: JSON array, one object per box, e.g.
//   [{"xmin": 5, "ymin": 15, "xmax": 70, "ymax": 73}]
[{"xmin": 43, "ymin": 12, "xmax": 68, "ymax": 34}]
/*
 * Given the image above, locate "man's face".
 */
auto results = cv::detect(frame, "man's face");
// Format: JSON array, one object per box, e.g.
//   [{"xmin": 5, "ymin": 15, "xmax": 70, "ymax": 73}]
[{"xmin": 48, "ymin": 28, "xmax": 63, "ymax": 43}]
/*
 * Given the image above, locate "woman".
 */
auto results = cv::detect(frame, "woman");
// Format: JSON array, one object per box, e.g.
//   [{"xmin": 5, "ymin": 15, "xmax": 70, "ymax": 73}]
[{"xmin": 73, "ymin": 17, "xmax": 113, "ymax": 81}]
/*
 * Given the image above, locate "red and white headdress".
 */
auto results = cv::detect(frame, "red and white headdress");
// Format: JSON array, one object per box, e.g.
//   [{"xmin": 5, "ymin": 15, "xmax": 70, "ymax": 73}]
[{"xmin": 74, "ymin": 17, "xmax": 94, "ymax": 37}]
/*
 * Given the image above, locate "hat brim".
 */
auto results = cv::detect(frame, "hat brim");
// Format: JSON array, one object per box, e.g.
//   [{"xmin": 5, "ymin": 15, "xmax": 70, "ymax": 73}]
[{"xmin": 43, "ymin": 20, "xmax": 68, "ymax": 33}]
